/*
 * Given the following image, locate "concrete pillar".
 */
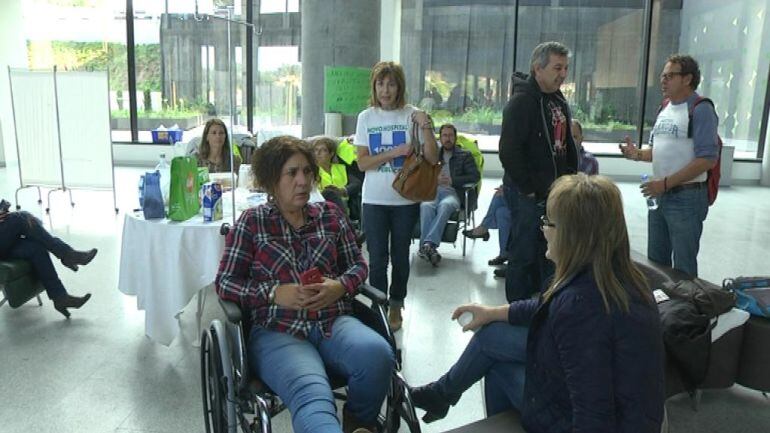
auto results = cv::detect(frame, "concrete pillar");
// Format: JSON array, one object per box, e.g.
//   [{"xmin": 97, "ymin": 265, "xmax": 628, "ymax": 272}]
[{"xmin": 301, "ymin": 0, "xmax": 380, "ymax": 137}]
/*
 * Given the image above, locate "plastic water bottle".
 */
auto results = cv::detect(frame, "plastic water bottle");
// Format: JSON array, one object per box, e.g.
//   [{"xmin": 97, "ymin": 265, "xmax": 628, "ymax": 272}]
[
  {"xmin": 155, "ymin": 153, "xmax": 171, "ymax": 205},
  {"xmin": 641, "ymin": 174, "xmax": 658, "ymax": 210}
]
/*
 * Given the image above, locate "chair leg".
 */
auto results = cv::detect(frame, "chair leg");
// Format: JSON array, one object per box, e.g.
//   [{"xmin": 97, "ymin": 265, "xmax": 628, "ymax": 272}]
[{"xmin": 36, "ymin": 294, "xmax": 43, "ymax": 306}]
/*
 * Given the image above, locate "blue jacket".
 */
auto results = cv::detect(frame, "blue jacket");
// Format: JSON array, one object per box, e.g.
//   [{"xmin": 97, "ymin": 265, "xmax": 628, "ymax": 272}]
[{"xmin": 508, "ymin": 269, "xmax": 665, "ymax": 433}]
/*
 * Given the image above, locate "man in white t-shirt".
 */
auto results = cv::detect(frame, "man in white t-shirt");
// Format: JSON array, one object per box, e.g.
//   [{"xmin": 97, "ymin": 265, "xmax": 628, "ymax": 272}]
[{"xmin": 620, "ymin": 54, "xmax": 719, "ymax": 277}]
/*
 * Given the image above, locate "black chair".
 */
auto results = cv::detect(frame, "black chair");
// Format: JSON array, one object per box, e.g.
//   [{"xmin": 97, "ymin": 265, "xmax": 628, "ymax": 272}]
[
  {"xmin": 200, "ymin": 283, "xmax": 421, "ymax": 433},
  {"xmin": 412, "ymin": 183, "xmax": 477, "ymax": 257},
  {"xmin": 0, "ymin": 259, "xmax": 44, "ymax": 309}
]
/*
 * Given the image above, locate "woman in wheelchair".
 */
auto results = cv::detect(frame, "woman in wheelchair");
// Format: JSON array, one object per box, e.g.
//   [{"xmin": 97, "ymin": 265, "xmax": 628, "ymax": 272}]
[
  {"xmin": 215, "ymin": 136, "xmax": 395, "ymax": 433},
  {"xmin": 410, "ymin": 174, "xmax": 665, "ymax": 432}
]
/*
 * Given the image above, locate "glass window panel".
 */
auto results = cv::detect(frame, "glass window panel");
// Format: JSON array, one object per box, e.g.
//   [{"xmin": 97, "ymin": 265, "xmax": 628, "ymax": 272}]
[
  {"xmin": 517, "ymin": 1, "xmax": 646, "ymax": 155},
  {"xmin": 402, "ymin": 1, "xmax": 647, "ymax": 154},
  {"xmin": 253, "ymin": 46, "xmax": 301, "ymax": 136},
  {"xmin": 644, "ymin": 0, "xmax": 769, "ymax": 159},
  {"xmin": 132, "ymin": 1, "xmax": 249, "ymax": 143},
  {"xmin": 23, "ymin": 0, "xmax": 129, "ymax": 142}
]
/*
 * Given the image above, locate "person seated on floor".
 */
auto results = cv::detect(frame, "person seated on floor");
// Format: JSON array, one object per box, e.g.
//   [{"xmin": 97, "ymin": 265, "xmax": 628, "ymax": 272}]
[
  {"xmin": 0, "ymin": 205, "xmax": 95, "ymax": 318},
  {"xmin": 410, "ymin": 174, "xmax": 665, "ymax": 433},
  {"xmin": 572, "ymin": 119, "xmax": 599, "ymax": 175},
  {"xmin": 194, "ymin": 118, "xmax": 242, "ymax": 174},
  {"xmin": 418, "ymin": 124, "xmax": 480, "ymax": 266},
  {"xmin": 312, "ymin": 136, "xmax": 362, "ymax": 217},
  {"xmin": 462, "ymin": 184, "xmax": 512, "ymax": 267},
  {"xmin": 215, "ymin": 136, "xmax": 394, "ymax": 433}
]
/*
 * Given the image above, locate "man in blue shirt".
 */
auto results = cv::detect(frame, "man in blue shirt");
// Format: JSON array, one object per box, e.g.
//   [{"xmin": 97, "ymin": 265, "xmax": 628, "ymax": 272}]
[{"xmin": 619, "ymin": 54, "xmax": 719, "ymax": 277}]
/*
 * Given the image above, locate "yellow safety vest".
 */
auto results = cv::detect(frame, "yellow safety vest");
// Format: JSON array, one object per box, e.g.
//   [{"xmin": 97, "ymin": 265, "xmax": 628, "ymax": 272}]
[{"xmin": 319, "ymin": 163, "xmax": 348, "ymax": 190}]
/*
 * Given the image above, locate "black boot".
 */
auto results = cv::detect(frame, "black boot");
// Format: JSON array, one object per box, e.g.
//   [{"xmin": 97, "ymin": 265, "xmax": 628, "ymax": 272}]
[
  {"xmin": 53, "ymin": 293, "xmax": 91, "ymax": 319},
  {"xmin": 61, "ymin": 248, "xmax": 98, "ymax": 272},
  {"xmin": 409, "ymin": 383, "xmax": 457, "ymax": 423}
]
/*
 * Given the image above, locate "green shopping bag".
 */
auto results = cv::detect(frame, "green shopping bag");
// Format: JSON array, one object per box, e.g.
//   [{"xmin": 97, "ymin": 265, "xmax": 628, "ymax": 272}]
[{"xmin": 168, "ymin": 156, "xmax": 201, "ymax": 221}]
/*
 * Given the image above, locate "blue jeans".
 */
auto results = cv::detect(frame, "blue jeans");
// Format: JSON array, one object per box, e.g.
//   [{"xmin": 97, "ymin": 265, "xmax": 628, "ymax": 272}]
[
  {"xmin": 648, "ymin": 186, "xmax": 708, "ymax": 277},
  {"xmin": 480, "ymin": 193, "xmax": 513, "ymax": 257},
  {"xmin": 0, "ymin": 211, "xmax": 70, "ymax": 299},
  {"xmin": 248, "ymin": 316, "xmax": 395, "ymax": 433},
  {"xmin": 419, "ymin": 187, "xmax": 460, "ymax": 247},
  {"xmin": 363, "ymin": 203, "xmax": 419, "ymax": 307},
  {"xmin": 505, "ymin": 195, "xmax": 553, "ymax": 302},
  {"xmin": 433, "ymin": 322, "xmax": 528, "ymax": 416}
]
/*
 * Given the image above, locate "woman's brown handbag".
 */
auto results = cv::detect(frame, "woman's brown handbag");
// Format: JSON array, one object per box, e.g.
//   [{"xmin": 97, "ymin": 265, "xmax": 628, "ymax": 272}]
[{"xmin": 392, "ymin": 120, "xmax": 441, "ymax": 202}]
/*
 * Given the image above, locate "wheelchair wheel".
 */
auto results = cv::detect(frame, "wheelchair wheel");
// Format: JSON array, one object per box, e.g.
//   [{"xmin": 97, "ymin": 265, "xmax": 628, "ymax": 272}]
[
  {"xmin": 383, "ymin": 373, "xmax": 421, "ymax": 433},
  {"xmin": 201, "ymin": 325, "xmax": 234, "ymax": 433}
]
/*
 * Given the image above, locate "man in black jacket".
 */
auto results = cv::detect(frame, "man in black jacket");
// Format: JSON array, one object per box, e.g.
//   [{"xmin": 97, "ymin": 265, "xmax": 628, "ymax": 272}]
[
  {"xmin": 499, "ymin": 41, "xmax": 578, "ymax": 301},
  {"xmin": 419, "ymin": 124, "xmax": 480, "ymax": 266}
]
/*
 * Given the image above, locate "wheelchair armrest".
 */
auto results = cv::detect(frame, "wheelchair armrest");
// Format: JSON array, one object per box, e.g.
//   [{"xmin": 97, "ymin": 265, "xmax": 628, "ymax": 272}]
[
  {"xmin": 357, "ymin": 283, "xmax": 388, "ymax": 306},
  {"xmin": 218, "ymin": 297, "xmax": 243, "ymax": 324}
]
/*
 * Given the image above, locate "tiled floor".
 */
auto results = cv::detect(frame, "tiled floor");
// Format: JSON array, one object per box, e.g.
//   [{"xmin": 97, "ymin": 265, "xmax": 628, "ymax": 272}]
[{"xmin": 1, "ymin": 163, "xmax": 769, "ymax": 433}]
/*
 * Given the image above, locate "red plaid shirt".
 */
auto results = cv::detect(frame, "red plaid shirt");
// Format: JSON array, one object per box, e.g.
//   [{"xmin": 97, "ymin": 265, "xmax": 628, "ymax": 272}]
[{"xmin": 215, "ymin": 201, "xmax": 368, "ymax": 338}]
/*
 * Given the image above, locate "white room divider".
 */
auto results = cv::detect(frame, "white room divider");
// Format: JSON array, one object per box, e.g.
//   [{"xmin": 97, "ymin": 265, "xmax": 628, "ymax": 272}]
[{"xmin": 8, "ymin": 67, "xmax": 117, "ymax": 212}]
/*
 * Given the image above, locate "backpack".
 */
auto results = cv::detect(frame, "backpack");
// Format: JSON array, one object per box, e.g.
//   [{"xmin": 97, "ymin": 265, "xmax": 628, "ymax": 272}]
[{"xmin": 658, "ymin": 96, "xmax": 722, "ymax": 205}]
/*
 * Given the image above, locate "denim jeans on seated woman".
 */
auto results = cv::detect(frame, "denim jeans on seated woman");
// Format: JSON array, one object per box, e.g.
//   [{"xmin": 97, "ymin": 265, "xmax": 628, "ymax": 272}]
[
  {"xmin": 432, "ymin": 321, "xmax": 528, "ymax": 416},
  {"xmin": 248, "ymin": 316, "xmax": 395, "ymax": 433}
]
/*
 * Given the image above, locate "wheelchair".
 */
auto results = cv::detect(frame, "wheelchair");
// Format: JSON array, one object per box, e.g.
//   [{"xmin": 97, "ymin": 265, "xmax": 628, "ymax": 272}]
[{"xmin": 200, "ymin": 283, "xmax": 422, "ymax": 433}]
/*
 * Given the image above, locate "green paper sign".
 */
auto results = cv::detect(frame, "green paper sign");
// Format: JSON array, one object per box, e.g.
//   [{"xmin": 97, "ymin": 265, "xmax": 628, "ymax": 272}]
[{"xmin": 324, "ymin": 66, "xmax": 371, "ymax": 115}]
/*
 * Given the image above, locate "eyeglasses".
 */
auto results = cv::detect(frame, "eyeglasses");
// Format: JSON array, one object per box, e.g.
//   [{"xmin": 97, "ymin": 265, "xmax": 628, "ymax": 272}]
[
  {"xmin": 540, "ymin": 215, "xmax": 556, "ymax": 229},
  {"xmin": 659, "ymin": 72, "xmax": 685, "ymax": 81}
]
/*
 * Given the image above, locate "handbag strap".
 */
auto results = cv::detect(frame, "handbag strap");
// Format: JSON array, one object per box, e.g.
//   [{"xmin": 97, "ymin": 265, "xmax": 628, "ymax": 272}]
[{"xmin": 410, "ymin": 113, "xmax": 435, "ymax": 157}]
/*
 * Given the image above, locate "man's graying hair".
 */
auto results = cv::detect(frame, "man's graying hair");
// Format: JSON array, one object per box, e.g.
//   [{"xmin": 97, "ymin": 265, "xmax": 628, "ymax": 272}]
[{"xmin": 530, "ymin": 41, "xmax": 570, "ymax": 75}]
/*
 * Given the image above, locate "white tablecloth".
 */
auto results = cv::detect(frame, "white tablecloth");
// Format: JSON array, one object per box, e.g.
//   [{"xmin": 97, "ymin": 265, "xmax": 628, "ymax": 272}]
[{"xmin": 118, "ymin": 213, "xmax": 227, "ymax": 345}]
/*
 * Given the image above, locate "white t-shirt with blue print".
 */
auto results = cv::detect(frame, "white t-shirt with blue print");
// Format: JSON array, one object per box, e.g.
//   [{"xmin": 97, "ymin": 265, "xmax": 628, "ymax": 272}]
[{"xmin": 355, "ymin": 105, "xmax": 418, "ymax": 206}]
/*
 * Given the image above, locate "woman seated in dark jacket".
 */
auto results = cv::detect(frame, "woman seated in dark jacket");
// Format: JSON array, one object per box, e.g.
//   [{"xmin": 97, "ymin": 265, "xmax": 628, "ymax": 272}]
[
  {"xmin": 0, "ymin": 206, "xmax": 95, "ymax": 318},
  {"xmin": 215, "ymin": 136, "xmax": 393, "ymax": 433},
  {"xmin": 410, "ymin": 173, "xmax": 665, "ymax": 433}
]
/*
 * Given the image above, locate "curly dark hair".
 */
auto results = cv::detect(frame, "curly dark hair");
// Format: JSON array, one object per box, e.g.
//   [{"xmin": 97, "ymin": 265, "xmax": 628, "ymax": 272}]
[
  {"xmin": 666, "ymin": 54, "xmax": 701, "ymax": 90},
  {"xmin": 250, "ymin": 136, "xmax": 319, "ymax": 196}
]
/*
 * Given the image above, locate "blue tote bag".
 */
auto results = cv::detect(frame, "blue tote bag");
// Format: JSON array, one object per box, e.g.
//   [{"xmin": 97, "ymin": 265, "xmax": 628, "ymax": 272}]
[{"xmin": 142, "ymin": 171, "xmax": 165, "ymax": 219}]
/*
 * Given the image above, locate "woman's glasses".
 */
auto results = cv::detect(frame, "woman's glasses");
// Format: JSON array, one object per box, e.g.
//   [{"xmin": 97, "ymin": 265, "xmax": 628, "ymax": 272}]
[{"xmin": 540, "ymin": 215, "xmax": 556, "ymax": 228}]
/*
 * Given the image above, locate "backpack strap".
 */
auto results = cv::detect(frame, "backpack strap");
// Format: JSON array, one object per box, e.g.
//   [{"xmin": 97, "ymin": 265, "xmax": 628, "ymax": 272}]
[{"xmin": 687, "ymin": 96, "xmax": 714, "ymax": 138}]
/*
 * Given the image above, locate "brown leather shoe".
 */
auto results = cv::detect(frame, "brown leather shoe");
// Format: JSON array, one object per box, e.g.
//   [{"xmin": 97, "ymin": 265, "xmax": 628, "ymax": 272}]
[{"xmin": 388, "ymin": 307, "xmax": 403, "ymax": 332}]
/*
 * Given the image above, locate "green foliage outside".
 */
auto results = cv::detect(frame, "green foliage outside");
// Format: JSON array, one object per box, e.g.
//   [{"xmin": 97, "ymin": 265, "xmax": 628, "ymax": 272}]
[{"xmin": 27, "ymin": 41, "xmax": 160, "ymax": 93}]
